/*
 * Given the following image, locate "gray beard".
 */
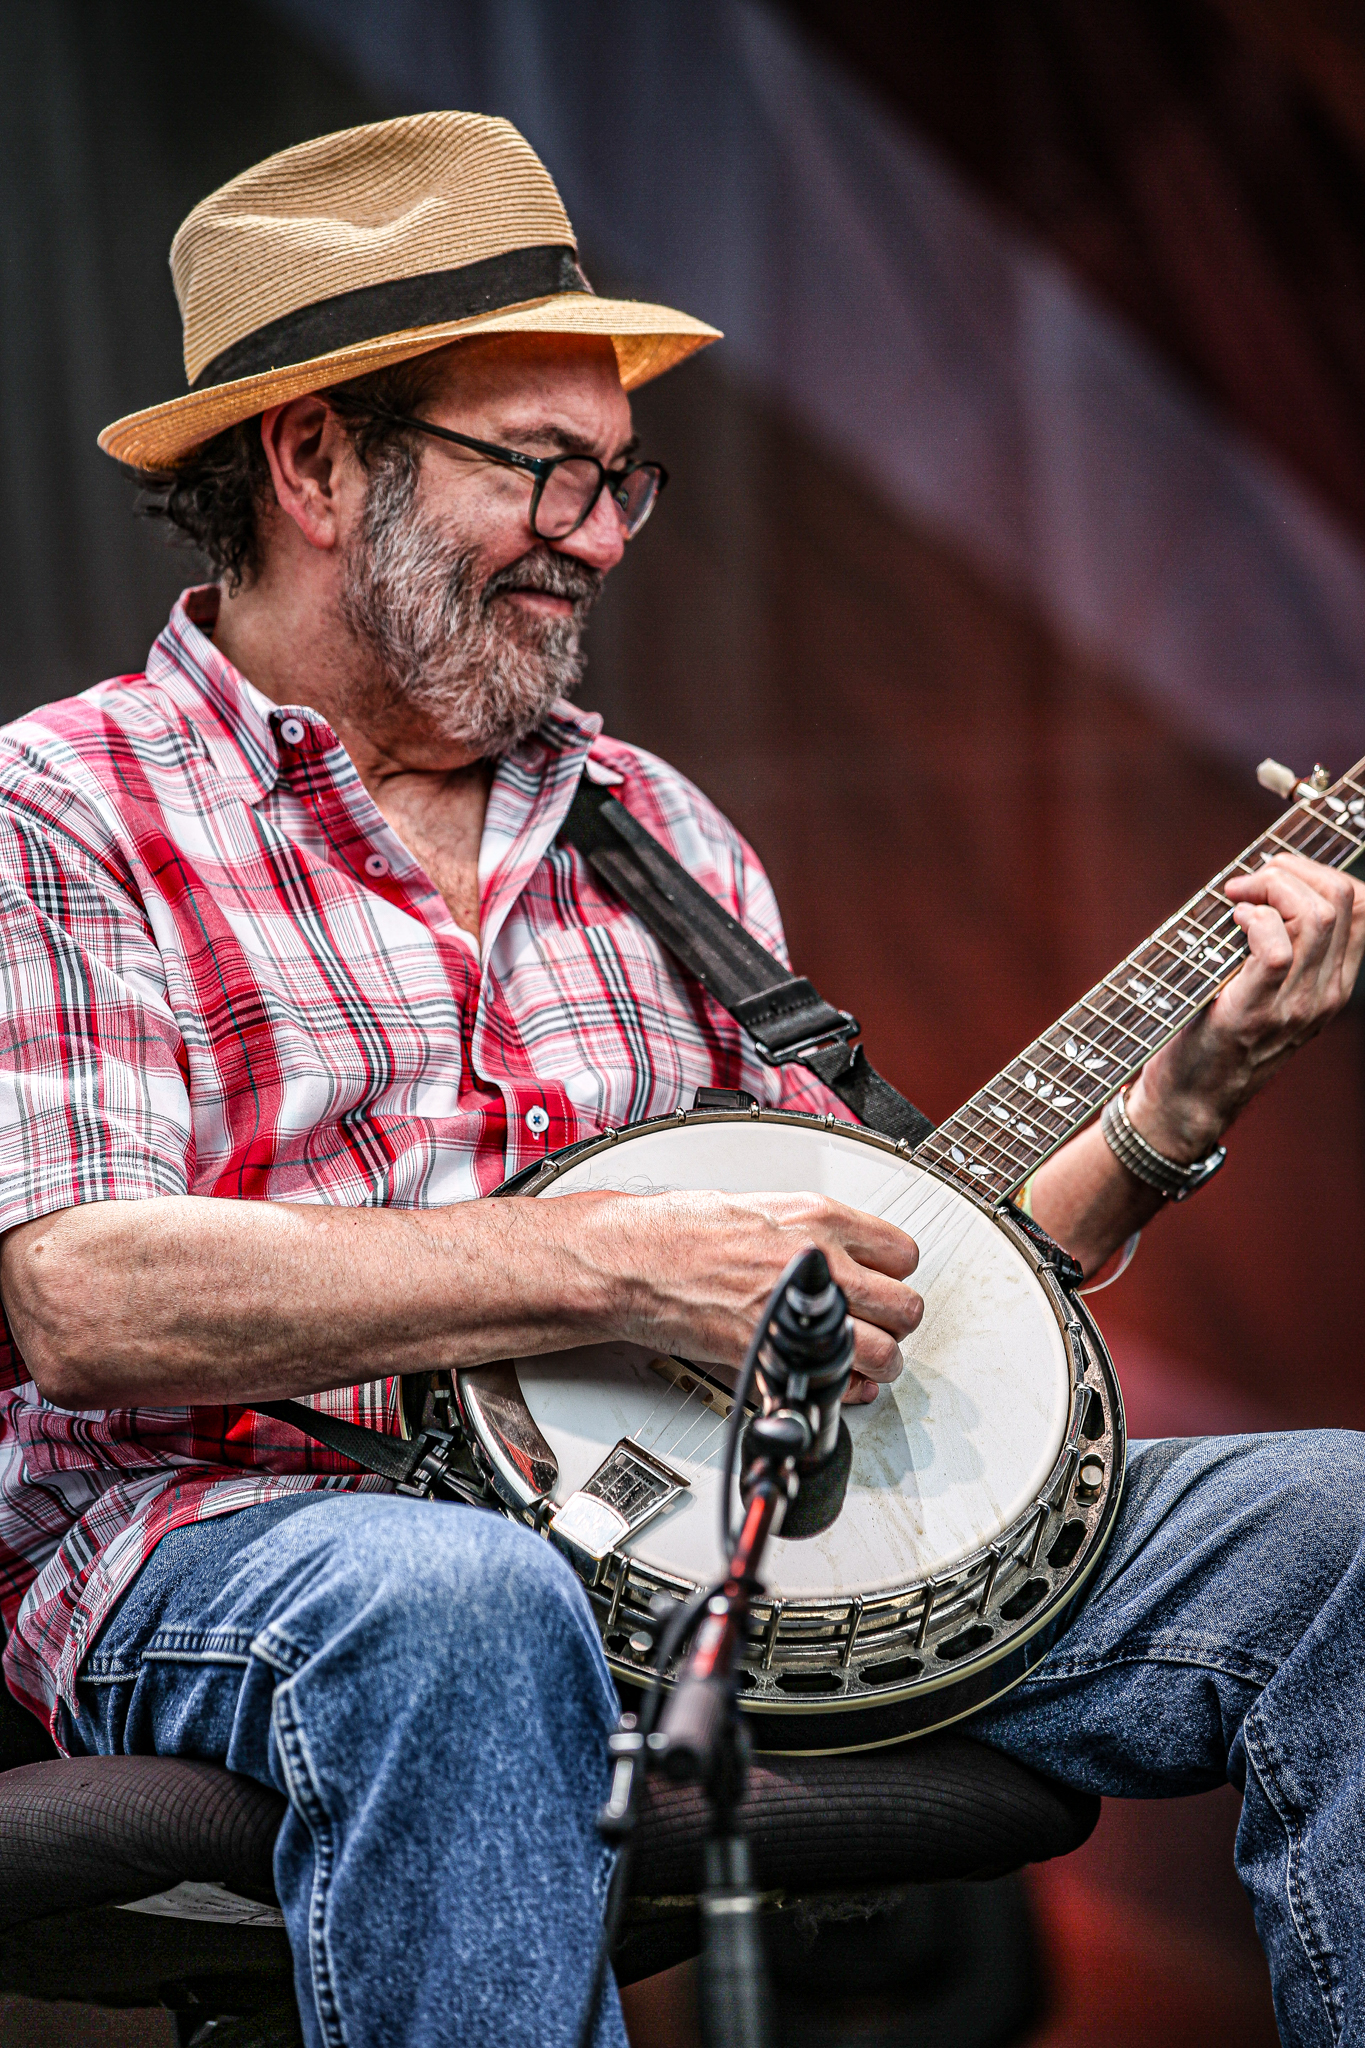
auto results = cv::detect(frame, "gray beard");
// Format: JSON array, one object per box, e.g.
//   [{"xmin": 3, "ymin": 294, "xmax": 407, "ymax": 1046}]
[{"xmin": 338, "ymin": 452, "xmax": 602, "ymax": 755}]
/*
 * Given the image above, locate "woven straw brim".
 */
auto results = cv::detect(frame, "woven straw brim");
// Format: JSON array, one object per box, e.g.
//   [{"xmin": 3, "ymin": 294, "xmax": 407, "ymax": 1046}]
[{"xmin": 98, "ymin": 291, "xmax": 721, "ymax": 469}]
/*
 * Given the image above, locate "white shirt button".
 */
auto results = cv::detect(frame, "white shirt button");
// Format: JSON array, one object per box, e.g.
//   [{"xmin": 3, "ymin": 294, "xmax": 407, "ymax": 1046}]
[
  {"xmin": 279, "ymin": 717, "xmax": 306, "ymax": 746},
  {"xmin": 363, "ymin": 853, "xmax": 390, "ymax": 879},
  {"xmin": 525, "ymin": 1106, "xmax": 550, "ymax": 1136}
]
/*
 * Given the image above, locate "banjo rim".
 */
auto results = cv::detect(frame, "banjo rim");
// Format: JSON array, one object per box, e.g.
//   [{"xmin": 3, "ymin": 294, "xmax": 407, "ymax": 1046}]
[{"xmin": 467, "ymin": 1106, "xmax": 1126, "ymax": 1751}]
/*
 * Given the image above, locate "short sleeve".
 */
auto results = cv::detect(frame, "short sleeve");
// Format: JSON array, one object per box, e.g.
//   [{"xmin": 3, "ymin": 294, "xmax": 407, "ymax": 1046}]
[{"xmin": 0, "ymin": 750, "xmax": 192, "ymax": 1232}]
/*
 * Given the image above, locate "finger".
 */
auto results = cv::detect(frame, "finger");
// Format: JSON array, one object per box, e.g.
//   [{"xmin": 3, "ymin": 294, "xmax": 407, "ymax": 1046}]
[
  {"xmin": 1229, "ymin": 899, "xmax": 1293, "ymax": 983},
  {"xmin": 1341, "ymin": 878, "xmax": 1365, "ymax": 996},
  {"xmin": 828, "ymin": 1248, "xmax": 923, "ymax": 1343},
  {"xmin": 843, "ymin": 1371, "xmax": 881, "ymax": 1406},
  {"xmin": 848, "ymin": 1317, "xmax": 904, "ymax": 1383},
  {"xmin": 1226, "ymin": 852, "xmax": 1358, "ymax": 900},
  {"xmin": 1232, "ymin": 867, "xmax": 1355, "ymax": 1001},
  {"xmin": 1225, "ymin": 862, "xmax": 1349, "ymax": 982},
  {"xmin": 768, "ymin": 1194, "xmax": 920, "ymax": 1279}
]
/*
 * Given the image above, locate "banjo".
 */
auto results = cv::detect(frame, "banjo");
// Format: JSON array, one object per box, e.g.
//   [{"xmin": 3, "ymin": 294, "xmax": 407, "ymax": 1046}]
[{"xmin": 439, "ymin": 754, "xmax": 1365, "ymax": 1753}]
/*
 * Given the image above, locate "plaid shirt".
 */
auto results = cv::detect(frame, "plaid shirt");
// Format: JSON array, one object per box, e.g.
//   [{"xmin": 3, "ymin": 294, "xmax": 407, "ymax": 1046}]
[{"xmin": 0, "ymin": 589, "xmax": 839, "ymax": 1734}]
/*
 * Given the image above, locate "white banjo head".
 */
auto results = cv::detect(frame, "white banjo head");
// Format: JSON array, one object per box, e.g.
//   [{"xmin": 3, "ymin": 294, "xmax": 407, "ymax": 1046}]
[{"xmin": 513, "ymin": 1118, "xmax": 1071, "ymax": 1598}]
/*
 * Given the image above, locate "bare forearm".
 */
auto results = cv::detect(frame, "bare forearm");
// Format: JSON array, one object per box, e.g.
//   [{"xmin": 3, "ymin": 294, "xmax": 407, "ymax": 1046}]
[
  {"xmin": 1028, "ymin": 1059, "xmax": 1225, "ymax": 1275},
  {"xmin": 1, "ymin": 1186, "xmax": 924, "ymax": 1411},
  {"xmin": 0, "ymin": 1194, "xmax": 619, "ymax": 1409}
]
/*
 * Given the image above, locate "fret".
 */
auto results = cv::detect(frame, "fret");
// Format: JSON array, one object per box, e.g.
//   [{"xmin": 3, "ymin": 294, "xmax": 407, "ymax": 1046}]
[
  {"xmin": 1309, "ymin": 792, "xmax": 1357, "ymax": 830},
  {"xmin": 912, "ymin": 750, "xmax": 1365, "ymax": 1199},
  {"xmin": 1151, "ymin": 920, "xmax": 1246, "ymax": 980},
  {"xmin": 974, "ymin": 1084, "xmax": 1058, "ymax": 1158},
  {"xmin": 940, "ymin": 1100, "xmax": 1037, "ymax": 1177},
  {"xmin": 1125, "ymin": 954, "xmax": 1202, "ymax": 1017},
  {"xmin": 1099, "ymin": 967, "xmax": 1186, "ymax": 1030},
  {"xmin": 1072, "ymin": 992, "xmax": 1154, "ymax": 1060},
  {"xmin": 924, "ymin": 1133, "xmax": 1010, "ymax": 1193},
  {"xmin": 1143, "ymin": 930, "xmax": 1224, "ymax": 996},
  {"xmin": 1040, "ymin": 1023, "xmax": 1119, "ymax": 1083},
  {"xmin": 1285, "ymin": 817, "xmax": 1360, "ymax": 863},
  {"xmin": 1292, "ymin": 793, "xmax": 1364, "ymax": 844},
  {"xmin": 990, "ymin": 1070, "xmax": 1074, "ymax": 1135},
  {"xmin": 1010, "ymin": 1052, "xmax": 1087, "ymax": 1114},
  {"xmin": 1263, "ymin": 825, "xmax": 1314, "ymax": 859},
  {"xmin": 1029, "ymin": 1043, "xmax": 1109, "ymax": 1103},
  {"xmin": 1096, "ymin": 975, "xmax": 1180, "ymax": 1037}
]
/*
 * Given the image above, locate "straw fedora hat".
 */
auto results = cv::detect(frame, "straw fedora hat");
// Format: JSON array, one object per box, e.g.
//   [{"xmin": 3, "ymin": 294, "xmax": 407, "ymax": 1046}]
[{"xmin": 98, "ymin": 110, "xmax": 721, "ymax": 470}]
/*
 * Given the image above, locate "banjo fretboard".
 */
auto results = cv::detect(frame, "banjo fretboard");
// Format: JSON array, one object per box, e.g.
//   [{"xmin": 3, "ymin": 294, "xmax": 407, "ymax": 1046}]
[{"xmin": 914, "ymin": 757, "xmax": 1365, "ymax": 1203}]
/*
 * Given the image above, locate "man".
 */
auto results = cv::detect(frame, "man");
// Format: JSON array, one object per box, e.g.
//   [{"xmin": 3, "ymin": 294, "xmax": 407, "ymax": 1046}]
[{"xmin": 0, "ymin": 110, "xmax": 1361, "ymax": 2048}]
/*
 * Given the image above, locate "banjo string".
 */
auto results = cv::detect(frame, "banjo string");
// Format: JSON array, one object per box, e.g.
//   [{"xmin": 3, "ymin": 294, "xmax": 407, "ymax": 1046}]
[{"xmin": 630, "ymin": 1147, "xmax": 1004, "ymax": 1472}]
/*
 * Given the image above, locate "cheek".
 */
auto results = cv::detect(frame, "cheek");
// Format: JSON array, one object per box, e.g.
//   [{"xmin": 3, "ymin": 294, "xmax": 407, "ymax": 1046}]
[{"xmin": 415, "ymin": 464, "xmax": 531, "ymax": 570}]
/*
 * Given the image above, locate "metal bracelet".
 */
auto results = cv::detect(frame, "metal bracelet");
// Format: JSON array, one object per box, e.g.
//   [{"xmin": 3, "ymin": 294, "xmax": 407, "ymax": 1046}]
[{"xmin": 1100, "ymin": 1088, "xmax": 1226, "ymax": 1202}]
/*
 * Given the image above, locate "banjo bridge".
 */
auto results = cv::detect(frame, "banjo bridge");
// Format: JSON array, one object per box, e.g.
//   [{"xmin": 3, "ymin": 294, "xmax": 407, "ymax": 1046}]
[
  {"xmin": 646, "ymin": 1354, "xmax": 752, "ymax": 1419},
  {"xmin": 548, "ymin": 1439, "xmax": 690, "ymax": 1585}
]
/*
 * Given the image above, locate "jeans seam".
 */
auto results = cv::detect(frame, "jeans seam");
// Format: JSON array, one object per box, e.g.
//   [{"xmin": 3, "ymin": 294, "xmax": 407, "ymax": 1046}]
[
  {"xmin": 141, "ymin": 1628, "xmax": 256, "ymax": 1658},
  {"xmin": 1242, "ymin": 1706, "xmax": 1344, "ymax": 2045},
  {"xmin": 1014, "ymin": 1642, "xmax": 1277, "ymax": 1692},
  {"xmin": 252, "ymin": 1625, "xmax": 311, "ymax": 1678},
  {"xmin": 138, "ymin": 1649, "xmax": 250, "ymax": 1669},
  {"xmin": 272, "ymin": 1675, "xmax": 347, "ymax": 2048}
]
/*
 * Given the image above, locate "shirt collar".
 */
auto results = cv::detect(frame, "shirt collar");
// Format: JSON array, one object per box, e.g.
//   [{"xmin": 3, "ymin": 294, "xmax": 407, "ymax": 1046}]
[{"xmin": 145, "ymin": 587, "xmax": 291, "ymax": 802}]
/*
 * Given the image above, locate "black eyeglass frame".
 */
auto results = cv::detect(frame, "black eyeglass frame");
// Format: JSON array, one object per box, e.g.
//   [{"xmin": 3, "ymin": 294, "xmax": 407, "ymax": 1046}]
[{"xmin": 367, "ymin": 408, "xmax": 668, "ymax": 541}]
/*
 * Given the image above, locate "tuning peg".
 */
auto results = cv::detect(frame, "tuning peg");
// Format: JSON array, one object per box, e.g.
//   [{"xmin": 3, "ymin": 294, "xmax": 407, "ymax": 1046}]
[{"xmin": 1257, "ymin": 758, "xmax": 1330, "ymax": 801}]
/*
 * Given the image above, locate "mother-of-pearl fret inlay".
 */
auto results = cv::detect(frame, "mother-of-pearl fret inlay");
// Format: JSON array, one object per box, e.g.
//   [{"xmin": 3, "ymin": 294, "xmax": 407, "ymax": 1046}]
[{"xmin": 914, "ymin": 755, "xmax": 1365, "ymax": 1204}]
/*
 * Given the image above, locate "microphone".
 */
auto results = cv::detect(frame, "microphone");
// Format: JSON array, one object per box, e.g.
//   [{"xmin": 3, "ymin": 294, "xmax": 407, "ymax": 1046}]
[{"xmin": 742, "ymin": 1246, "xmax": 855, "ymax": 1540}]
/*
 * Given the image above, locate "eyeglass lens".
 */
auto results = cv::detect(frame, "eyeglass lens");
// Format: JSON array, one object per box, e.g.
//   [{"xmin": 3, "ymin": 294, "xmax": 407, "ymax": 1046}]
[{"xmin": 534, "ymin": 460, "xmax": 662, "ymax": 541}]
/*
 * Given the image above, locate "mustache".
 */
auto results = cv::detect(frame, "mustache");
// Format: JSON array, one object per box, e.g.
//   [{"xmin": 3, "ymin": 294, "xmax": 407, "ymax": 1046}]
[{"xmin": 480, "ymin": 547, "xmax": 603, "ymax": 612}]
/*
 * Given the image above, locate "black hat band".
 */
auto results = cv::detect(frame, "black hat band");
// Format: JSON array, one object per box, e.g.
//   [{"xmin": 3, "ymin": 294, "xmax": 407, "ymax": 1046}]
[{"xmin": 190, "ymin": 244, "xmax": 590, "ymax": 391}]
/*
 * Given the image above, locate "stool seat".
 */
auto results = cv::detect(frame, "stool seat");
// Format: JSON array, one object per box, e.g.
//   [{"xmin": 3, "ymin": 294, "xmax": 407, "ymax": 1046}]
[
  {"xmin": 0, "ymin": 1734, "xmax": 1097, "ymax": 2012},
  {"xmin": 0, "ymin": 1755, "xmax": 282, "ymax": 1928}
]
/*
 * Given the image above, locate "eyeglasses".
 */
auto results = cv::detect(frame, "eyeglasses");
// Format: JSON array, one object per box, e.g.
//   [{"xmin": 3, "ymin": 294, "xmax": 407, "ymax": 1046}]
[{"xmin": 368, "ymin": 409, "xmax": 668, "ymax": 542}]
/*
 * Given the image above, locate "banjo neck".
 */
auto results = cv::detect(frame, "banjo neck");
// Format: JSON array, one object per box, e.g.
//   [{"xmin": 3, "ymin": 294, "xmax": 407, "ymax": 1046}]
[{"xmin": 914, "ymin": 755, "xmax": 1365, "ymax": 1204}]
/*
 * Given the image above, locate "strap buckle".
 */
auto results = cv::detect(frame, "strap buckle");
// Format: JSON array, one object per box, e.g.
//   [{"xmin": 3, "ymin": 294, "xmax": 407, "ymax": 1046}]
[
  {"xmin": 395, "ymin": 1428, "xmax": 492, "ymax": 1507},
  {"xmin": 757, "ymin": 1011, "xmax": 861, "ymax": 1067},
  {"xmin": 732, "ymin": 976, "xmax": 861, "ymax": 1067}
]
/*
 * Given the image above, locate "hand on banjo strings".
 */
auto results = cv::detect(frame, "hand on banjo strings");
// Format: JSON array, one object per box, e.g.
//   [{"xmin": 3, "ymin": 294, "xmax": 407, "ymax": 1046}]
[
  {"xmin": 581, "ymin": 1187, "xmax": 922, "ymax": 1405},
  {"xmin": 1133, "ymin": 851, "xmax": 1365, "ymax": 1162}
]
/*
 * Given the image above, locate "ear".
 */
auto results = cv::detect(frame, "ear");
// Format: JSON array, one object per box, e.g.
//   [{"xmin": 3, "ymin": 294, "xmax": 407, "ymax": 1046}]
[{"xmin": 258, "ymin": 397, "xmax": 361, "ymax": 552}]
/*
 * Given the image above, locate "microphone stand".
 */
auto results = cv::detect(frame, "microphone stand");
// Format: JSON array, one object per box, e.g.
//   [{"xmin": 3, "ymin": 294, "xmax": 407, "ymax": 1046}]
[
  {"xmin": 579, "ymin": 1248, "xmax": 853, "ymax": 2048},
  {"xmin": 651, "ymin": 1452, "xmax": 796, "ymax": 2048}
]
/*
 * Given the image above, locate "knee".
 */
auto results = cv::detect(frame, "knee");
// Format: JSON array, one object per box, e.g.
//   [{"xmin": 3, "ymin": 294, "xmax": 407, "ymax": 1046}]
[
  {"xmin": 353, "ymin": 1502, "xmax": 598, "ymax": 1673},
  {"xmin": 435, "ymin": 1510, "xmax": 593, "ymax": 1645},
  {"xmin": 1236, "ymin": 1430, "xmax": 1365, "ymax": 1584},
  {"xmin": 264, "ymin": 1498, "xmax": 613, "ymax": 1719}
]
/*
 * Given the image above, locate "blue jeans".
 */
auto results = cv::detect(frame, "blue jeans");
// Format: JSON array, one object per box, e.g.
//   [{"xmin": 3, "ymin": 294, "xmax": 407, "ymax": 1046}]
[
  {"xmin": 71, "ymin": 1432, "xmax": 1365, "ymax": 2048},
  {"xmin": 72, "ymin": 1494, "xmax": 627, "ymax": 2048}
]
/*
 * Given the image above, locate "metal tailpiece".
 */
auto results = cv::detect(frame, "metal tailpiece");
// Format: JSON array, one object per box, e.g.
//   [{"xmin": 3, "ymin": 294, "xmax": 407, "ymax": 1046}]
[{"xmin": 549, "ymin": 1439, "xmax": 689, "ymax": 1585}]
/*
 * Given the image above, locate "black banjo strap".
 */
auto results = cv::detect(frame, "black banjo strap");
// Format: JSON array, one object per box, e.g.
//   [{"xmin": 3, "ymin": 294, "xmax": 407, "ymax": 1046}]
[
  {"xmin": 555, "ymin": 774, "xmax": 936, "ymax": 1148},
  {"xmin": 249, "ymin": 773, "xmax": 937, "ymax": 1486},
  {"xmin": 249, "ymin": 1396, "xmax": 490, "ymax": 1503}
]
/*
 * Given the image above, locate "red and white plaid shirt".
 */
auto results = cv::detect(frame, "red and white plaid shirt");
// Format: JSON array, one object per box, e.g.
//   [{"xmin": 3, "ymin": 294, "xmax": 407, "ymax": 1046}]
[{"xmin": 0, "ymin": 589, "xmax": 840, "ymax": 1735}]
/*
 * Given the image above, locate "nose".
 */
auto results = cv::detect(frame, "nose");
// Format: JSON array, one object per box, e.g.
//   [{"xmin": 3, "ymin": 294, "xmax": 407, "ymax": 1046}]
[{"xmin": 553, "ymin": 484, "xmax": 626, "ymax": 574}]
